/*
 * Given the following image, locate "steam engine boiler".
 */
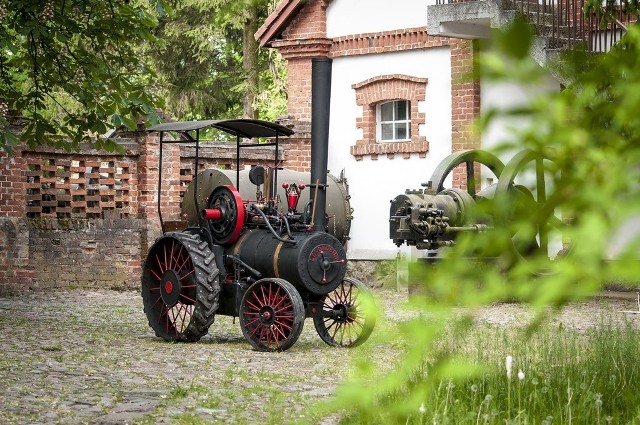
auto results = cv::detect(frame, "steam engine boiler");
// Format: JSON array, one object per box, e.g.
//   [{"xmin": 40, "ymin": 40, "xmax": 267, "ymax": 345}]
[{"xmin": 141, "ymin": 59, "xmax": 375, "ymax": 351}]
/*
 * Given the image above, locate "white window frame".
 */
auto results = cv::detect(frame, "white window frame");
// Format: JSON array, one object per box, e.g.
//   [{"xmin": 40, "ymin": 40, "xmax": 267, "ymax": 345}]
[{"xmin": 376, "ymin": 100, "xmax": 411, "ymax": 142}]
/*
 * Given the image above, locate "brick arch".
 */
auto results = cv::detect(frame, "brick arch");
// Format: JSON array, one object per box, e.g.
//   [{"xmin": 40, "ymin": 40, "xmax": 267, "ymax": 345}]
[{"xmin": 350, "ymin": 75, "xmax": 428, "ymax": 160}]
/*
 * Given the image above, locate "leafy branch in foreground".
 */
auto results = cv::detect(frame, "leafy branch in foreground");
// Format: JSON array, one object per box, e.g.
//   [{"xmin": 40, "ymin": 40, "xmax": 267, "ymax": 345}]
[
  {"xmin": 316, "ymin": 20, "xmax": 640, "ymax": 425},
  {"xmin": 0, "ymin": 0, "xmax": 169, "ymax": 153}
]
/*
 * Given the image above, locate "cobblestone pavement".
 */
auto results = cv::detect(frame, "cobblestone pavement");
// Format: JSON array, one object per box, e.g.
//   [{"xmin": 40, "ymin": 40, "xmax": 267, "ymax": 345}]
[{"xmin": 0, "ymin": 289, "xmax": 638, "ymax": 425}]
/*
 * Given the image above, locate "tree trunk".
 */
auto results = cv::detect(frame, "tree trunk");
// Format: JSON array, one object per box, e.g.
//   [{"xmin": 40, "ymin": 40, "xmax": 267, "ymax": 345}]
[{"xmin": 242, "ymin": 2, "xmax": 259, "ymax": 119}]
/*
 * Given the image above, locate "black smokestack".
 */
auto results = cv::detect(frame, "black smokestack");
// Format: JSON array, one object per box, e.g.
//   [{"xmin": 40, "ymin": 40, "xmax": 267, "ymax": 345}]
[{"xmin": 310, "ymin": 57, "xmax": 332, "ymax": 232}]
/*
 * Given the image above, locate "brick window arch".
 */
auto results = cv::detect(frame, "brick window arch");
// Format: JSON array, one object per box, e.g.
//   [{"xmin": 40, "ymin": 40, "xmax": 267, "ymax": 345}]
[{"xmin": 350, "ymin": 75, "xmax": 428, "ymax": 160}]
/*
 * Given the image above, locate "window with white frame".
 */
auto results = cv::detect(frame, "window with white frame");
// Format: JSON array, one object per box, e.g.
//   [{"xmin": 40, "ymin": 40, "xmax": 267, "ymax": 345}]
[{"xmin": 377, "ymin": 100, "xmax": 410, "ymax": 142}]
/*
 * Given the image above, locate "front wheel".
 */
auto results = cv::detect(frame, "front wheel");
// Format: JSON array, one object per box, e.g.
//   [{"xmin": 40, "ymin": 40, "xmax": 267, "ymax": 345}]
[
  {"xmin": 314, "ymin": 277, "xmax": 376, "ymax": 347},
  {"xmin": 239, "ymin": 278, "xmax": 305, "ymax": 352}
]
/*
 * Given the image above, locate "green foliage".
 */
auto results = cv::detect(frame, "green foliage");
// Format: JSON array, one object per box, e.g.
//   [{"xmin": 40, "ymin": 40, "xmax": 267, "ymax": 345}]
[
  {"xmin": 0, "ymin": 0, "xmax": 287, "ymax": 153},
  {"xmin": 0, "ymin": 0, "xmax": 166, "ymax": 153},
  {"xmin": 334, "ymin": 319, "xmax": 640, "ymax": 424},
  {"xmin": 149, "ymin": 0, "xmax": 287, "ymax": 121},
  {"xmin": 254, "ymin": 47, "xmax": 288, "ymax": 121},
  {"xmin": 149, "ymin": 0, "xmax": 242, "ymax": 120},
  {"xmin": 319, "ymin": 19, "xmax": 640, "ymax": 425}
]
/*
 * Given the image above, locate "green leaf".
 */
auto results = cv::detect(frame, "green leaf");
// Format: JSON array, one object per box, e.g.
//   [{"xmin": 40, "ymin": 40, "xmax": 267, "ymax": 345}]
[
  {"xmin": 120, "ymin": 115, "xmax": 137, "ymax": 130},
  {"xmin": 111, "ymin": 114, "xmax": 122, "ymax": 128}
]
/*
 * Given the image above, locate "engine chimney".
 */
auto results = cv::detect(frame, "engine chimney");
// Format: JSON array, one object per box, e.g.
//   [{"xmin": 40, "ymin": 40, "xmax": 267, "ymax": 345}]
[{"xmin": 310, "ymin": 57, "xmax": 332, "ymax": 232}]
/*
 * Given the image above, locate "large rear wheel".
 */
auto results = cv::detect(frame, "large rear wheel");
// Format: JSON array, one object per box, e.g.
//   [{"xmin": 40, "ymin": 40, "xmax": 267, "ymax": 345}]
[
  {"xmin": 141, "ymin": 232, "xmax": 220, "ymax": 342},
  {"xmin": 314, "ymin": 277, "xmax": 376, "ymax": 347},
  {"xmin": 239, "ymin": 278, "xmax": 305, "ymax": 352}
]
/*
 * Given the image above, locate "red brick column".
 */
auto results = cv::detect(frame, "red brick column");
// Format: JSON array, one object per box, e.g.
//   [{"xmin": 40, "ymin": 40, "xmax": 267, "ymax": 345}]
[
  {"xmin": 0, "ymin": 149, "xmax": 26, "ymax": 217},
  {"xmin": 271, "ymin": 0, "xmax": 330, "ymax": 120},
  {"xmin": 450, "ymin": 39, "xmax": 481, "ymax": 190},
  {"xmin": 137, "ymin": 130, "xmax": 183, "ymax": 247},
  {"xmin": 267, "ymin": 0, "xmax": 333, "ymax": 172},
  {"xmin": 0, "ymin": 148, "xmax": 33, "ymax": 293},
  {"xmin": 137, "ymin": 132, "xmax": 159, "ymax": 219},
  {"xmin": 137, "ymin": 131, "xmax": 163, "ymax": 258},
  {"xmin": 284, "ymin": 59, "xmax": 313, "ymax": 121}
]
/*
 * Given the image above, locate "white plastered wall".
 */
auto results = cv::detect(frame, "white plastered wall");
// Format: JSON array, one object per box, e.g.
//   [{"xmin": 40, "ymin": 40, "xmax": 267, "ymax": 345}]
[
  {"xmin": 325, "ymin": 0, "xmax": 449, "ymax": 260},
  {"xmin": 479, "ymin": 75, "xmax": 562, "ymax": 188},
  {"xmin": 324, "ymin": 0, "xmax": 563, "ymax": 260},
  {"xmin": 326, "ymin": 0, "xmax": 431, "ymax": 37},
  {"xmin": 327, "ymin": 49, "xmax": 452, "ymax": 260}
]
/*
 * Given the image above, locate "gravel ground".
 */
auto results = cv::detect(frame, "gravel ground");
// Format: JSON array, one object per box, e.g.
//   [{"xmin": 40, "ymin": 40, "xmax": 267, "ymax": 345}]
[{"xmin": 0, "ymin": 288, "xmax": 638, "ymax": 425}]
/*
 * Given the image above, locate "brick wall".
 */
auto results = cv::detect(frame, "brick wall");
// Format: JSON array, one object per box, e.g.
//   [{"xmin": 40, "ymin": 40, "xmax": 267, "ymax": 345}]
[
  {"xmin": 271, "ymin": 0, "xmax": 331, "ymax": 120},
  {"xmin": 26, "ymin": 218, "xmax": 144, "ymax": 292},
  {"xmin": 283, "ymin": 0, "xmax": 328, "ymax": 40},
  {"xmin": 0, "ymin": 148, "xmax": 27, "ymax": 218},
  {"xmin": 0, "ymin": 217, "xmax": 30, "ymax": 295},
  {"xmin": 279, "ymin": 117, "xmax": 311, "ymax": 171},
  {"xmin": 0, "ymin": 128, "xmax": 298, "ymax": 295}
]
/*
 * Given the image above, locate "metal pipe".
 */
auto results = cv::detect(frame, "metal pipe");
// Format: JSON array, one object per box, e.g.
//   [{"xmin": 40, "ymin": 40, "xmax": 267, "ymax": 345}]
[
  {"xmin": 194, "ymin": 129, "xmax": 201, "ymax": 229},
  {"xmin": 236, "ymin": 134, "xmax": 240, "ymax": 189},
  {"xmin": 157, "ymin": 131, "xmax": 165, "ymax": 233},
  {"xmin": 310, "ymin": 57, "xmax": 332, "ymax": 232}
]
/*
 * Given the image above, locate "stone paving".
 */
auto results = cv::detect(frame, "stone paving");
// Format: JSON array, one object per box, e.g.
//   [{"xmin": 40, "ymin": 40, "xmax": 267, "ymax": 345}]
[
  {"xmin": 0, "ymin": 289, "xmax": 406, "ymax": 425},
  {"xmin": 0, "ymin": 289, "xmax": 638, "ymax": 424}
]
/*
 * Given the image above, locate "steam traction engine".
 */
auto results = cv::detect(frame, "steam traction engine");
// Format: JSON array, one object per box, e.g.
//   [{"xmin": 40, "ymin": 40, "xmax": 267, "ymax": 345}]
[{"xmin": 141, "ymin": 59, "xmax": 375, "ymax": 351}]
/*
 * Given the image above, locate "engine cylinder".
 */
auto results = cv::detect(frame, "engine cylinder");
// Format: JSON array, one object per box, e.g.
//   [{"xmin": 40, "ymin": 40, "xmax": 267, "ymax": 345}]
[
  {"xmin": 389, "ymin": 188, "xmax": 476, "ymax": 246},
  {"xmin": 230, "ymin": 229, "xmax": 347, "ymax": 295}
]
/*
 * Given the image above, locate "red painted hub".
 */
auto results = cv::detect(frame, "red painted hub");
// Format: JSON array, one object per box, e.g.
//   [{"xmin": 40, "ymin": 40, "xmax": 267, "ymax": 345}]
[{"xmin": 160, "ymin": 270, "xmax": 181, "ymax": 307}]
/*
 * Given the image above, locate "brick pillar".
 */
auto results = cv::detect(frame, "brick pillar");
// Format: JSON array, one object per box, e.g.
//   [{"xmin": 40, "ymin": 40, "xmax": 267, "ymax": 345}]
[
  {"xmin": 0, "ymin": 148, "xmax": 26, "ymax": 217},
  {"xmin": 162, "ymin": 137, "xmax": 182, "ymax": 221},
  {"xmin": 269, "ymin": 0, "xmax": 331, "ymax": 130},
  {"xmin": 450, "ymin": 39, "xmax": 481, "ymax": 190},
  {"xmin": 267, "ymin": 0, "xmax": 332, "ymax": 173},
  {"xmin": 137, "ymin": 131, "xmax": 162, "ymax": 257},
  {"xmin": 0, "ymin": 148, "xmax": 33, "ymax": 293},
  {"xmin": 278, "ymin": 117, "xmax": 311, "ymax": 172},
  {"xmin": 285, "ymin": 59, "xmax": 313, "ymax": 121}
]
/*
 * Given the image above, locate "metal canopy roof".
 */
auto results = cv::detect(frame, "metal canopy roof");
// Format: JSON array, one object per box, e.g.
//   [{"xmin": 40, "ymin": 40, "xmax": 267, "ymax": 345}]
[
  {"xmin": 148, "ymin": 120, "xmax": 219, "ymax": 133},
  {"xmin": 148, "ymin": 118, "xmax": 294, "ymax": 139}
]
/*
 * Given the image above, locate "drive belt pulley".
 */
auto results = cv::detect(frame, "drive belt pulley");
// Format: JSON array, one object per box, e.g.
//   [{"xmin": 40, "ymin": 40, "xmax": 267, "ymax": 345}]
[{"xmin": 202, "ymin": 185, "xmax": 246, "ymax": 245}]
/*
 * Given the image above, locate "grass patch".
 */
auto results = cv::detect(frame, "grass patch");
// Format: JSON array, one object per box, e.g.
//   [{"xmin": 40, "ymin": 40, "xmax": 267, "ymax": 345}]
[{"xmin": 336, "ymin": 315, "xmax": 640, "ymax": 424}]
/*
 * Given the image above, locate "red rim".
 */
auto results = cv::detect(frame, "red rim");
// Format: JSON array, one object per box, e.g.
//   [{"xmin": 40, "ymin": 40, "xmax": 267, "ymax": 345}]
[
  {"xmin": 313, "ymin": 278, "xmax": 375, "ymax": 347},
  {"xmin": 240, "ymin": 279, "xmax": 304, "ymax": 351},
  {"xmin": 225, "ymin": 185, "xmax": 245, "ymax": 245}
]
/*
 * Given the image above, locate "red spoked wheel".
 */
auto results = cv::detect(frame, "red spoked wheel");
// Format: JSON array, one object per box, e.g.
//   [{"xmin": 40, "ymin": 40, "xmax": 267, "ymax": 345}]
[
  {"xmin": 141, "ymin": 232, "xmax": 220, "ymax": 342},
  {"xmin": 239, "ymin": 278, "xmax": 305, "ymax": 352},
  {"xmin": 313, "ymin": 277, "xmax": 376, "ymax": 347}
]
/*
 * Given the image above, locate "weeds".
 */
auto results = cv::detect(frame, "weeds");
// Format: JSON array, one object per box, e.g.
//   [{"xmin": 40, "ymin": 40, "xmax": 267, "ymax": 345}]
[{"xmin": 337, "ymin": 315, "xmax": 640, "ymax": 424}]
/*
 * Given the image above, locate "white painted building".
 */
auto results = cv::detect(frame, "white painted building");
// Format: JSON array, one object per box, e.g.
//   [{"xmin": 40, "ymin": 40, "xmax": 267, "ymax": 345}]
[{"xmin": 257, "ymin": 0, "xmax": 562, "ymax": 261}]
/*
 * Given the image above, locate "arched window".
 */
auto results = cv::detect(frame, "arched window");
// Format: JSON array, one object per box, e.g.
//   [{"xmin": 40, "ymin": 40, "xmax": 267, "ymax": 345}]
[{"xmin": 351, "ymin": 75, "xmax": 428, "ymax": 160}]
